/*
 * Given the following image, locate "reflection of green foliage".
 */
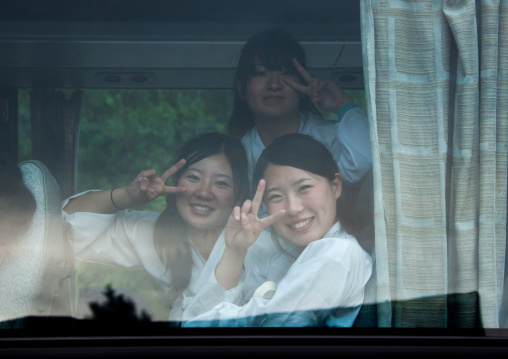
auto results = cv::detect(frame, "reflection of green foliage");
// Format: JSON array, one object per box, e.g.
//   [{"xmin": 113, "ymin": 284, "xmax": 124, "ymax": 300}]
[
  {"xmin": 77, "ymin": 89, "xmax": 233, "ymax": 212},
  {"xmin": 17, "ymin": 88, "xmax": 367, "ymax": 318},
  {"xmin": 19, "ymin": 88, "xmax": 366, "ymax": 210},
  {"xmin": 18, "ymin": 91, "xmax": 31, "ymax": 162}
]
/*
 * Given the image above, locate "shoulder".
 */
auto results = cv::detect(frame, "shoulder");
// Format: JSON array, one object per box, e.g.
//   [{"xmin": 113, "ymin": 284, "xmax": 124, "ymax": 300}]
[
  {"xmin": 112, "ymin": 210, "xmax": 161, "ymax": 244},
  {"xmin": 301, "ymin": 231, "xmax": 371, "ymax": 270},
  {"xmin": 301, "ymin": 112, "xmax": 338, "ymax": 128},
  {"xmin": 240, "ymin": 127, "xmax": 260, "ymax": 146},
  {"xmin": 300, "ymin": 113, "xmax": 340, "ymax": 141}
]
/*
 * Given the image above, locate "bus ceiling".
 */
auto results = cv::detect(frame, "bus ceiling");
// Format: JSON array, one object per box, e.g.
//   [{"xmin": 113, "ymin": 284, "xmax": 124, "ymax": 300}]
[{"xmin": 0, "ymin": 0, "xmax": 364, "ymax": 89}]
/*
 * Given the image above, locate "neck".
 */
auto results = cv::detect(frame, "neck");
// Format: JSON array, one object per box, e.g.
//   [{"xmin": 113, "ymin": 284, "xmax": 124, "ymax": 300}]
[
  {"xmin": 254, "ymin": 113, "xmax": 300, "ymax": 147},
  {"xmin": 186, "ymin": 225, "xmax": 222, "ymax": 261}
]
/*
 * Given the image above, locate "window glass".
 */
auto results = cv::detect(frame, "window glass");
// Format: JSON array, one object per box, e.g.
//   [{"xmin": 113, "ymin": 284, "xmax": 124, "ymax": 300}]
[{"xmin": 16, "ymin": 87, "xmax": 367, "ymax": 323}]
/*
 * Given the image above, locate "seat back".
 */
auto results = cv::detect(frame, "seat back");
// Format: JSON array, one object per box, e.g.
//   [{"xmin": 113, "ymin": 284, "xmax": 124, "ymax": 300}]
[{"xmin": 0, "ymin": 160, "xmax": 75, "ymax": 324}]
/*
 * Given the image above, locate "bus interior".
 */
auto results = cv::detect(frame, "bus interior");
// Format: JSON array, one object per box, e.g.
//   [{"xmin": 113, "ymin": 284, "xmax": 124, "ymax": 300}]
[{"xmin": 0, "ymin": 0, "xmax": 507, "ymax": 357}]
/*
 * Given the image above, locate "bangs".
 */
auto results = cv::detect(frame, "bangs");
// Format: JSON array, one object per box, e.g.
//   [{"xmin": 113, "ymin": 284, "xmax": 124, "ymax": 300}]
[{"xmin": 255, "ymin": 46, "xmax": 295, "ymax": 72}]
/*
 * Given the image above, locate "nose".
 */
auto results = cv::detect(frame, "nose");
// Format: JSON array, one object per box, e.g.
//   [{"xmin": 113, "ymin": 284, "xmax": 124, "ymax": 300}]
[
  {"xmin": 285, "ymin": 195, "xmax": 303, "ymax": 216},
  {"xmin": 195, "ymin": 180, "xmax": 214, "ymax": 200},
  {"xmin": 266, "ymin": 71, "xmax": 283, "ymax": 90}
]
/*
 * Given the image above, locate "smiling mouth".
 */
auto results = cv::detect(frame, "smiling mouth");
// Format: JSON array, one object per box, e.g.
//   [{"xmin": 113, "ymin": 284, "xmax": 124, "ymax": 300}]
[
  {"xmin": 289, "ymin": 217, "xmax": 313, "ymax": 230},
  {"xmin": 191, "ymin": 204, "xmax": 213, "ymax": 212}
]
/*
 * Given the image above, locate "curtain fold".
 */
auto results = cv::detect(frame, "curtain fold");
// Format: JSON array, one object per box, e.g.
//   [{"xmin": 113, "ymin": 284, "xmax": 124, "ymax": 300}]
[{"xmin": 361, "ymin": 0, "xmax": 507, "ymax": 328}]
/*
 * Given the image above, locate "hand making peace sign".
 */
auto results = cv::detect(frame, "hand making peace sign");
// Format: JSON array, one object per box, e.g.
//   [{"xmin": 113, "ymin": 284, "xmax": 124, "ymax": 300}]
[
  {"xmin": 224, "ymin": 179, "xmax": 286, "ymax": 257},
  {"xmin": 126, "ymin": 159, "xmax": 187, "ymax": 206},
  {"xmin": 283, "ymin": 58, "xmax": 354, "ymax": 114}
]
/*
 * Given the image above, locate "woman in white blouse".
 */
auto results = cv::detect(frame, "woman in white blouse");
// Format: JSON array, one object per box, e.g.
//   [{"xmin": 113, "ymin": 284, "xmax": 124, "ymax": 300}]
[
  {"xmin": 182, "ymin": 133, "xmax": 373, "ymax": 327},
  {"xmin": 63, "ymin": 132, "xmax": 251, "ymax": 321}
]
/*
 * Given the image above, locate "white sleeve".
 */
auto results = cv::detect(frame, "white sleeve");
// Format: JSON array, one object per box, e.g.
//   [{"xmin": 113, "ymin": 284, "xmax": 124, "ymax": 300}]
[
  {"xmin": 182, "ymin": 237, "xmax": 372, "ymax": 327},
  {"xmin": 181, "ymin": 230, "xmax": 277, "ymax": 322},
  {"xmin": 336, "ymin": 106, "xmax": 372, "ymax": 184},
  {"xmin": 62, "ymin": 191, "xmax": 160, "ymax": 268}
]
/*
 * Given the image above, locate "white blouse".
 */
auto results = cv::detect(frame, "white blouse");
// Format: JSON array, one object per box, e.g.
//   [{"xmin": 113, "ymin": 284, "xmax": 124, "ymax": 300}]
[
  {"xmin": 182, "ymin": 222, "xmax": 373, "ymax": 327},
  {"xmin": 62, "ymin": 191, "xmax": 235, "ymax": 321},
  {"xmin": 241, "ymin": 107, "xmax": 372, "ymax": 185}
]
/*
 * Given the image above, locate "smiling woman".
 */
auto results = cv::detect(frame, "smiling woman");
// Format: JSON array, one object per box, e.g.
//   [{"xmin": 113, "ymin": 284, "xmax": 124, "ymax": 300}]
[
  {"xmin": 228, "ymin": 28, "xmax": 372, "ymax": 188},
  {"xmin": 262, "ymin": 161, "xmax": 341, "ymax": 249},
  {"xmin": 182, "ymin": 133, "xmax": 372, "ymax": 327},
  {"xmin": 62, "ymin": 133, "xmax": 250, "ymax": 323},
  {"xmin": 175, "ymin": 153, "xmax": 236, "ymax": 248},
  {"xmin": 2, "ymin": 0, "xmax": 508, "ymax": 356}
]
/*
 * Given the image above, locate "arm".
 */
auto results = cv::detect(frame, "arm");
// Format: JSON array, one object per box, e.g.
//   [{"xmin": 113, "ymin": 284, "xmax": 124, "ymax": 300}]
[
  {"xmin": 180, "ymin": 181, "xmax": 285, "ymax": 320},
  {"xmin": 284, "ymin": 58, "xmax": 372, "ymax": 184},
  {"xmin": 64, "ymin": 159, "xmax": 186, "ymax": 215},
  {"xmin": 62, "ymin": 159, "xmax": 186, "ymax": 268},
  {"xmin": 64, "ymin": 208, "xmax": 160, "ymax": 267},
  {"xmin": 216, "ymin": 180, "xmax": 285, "ymax": 289},
  {"xmin": 183, "ymin": 236, "xmax": 373, "ymax": 327},
  {"xmin": 336, "ymin": 107, "xmax": 372, "ymax": 184}
]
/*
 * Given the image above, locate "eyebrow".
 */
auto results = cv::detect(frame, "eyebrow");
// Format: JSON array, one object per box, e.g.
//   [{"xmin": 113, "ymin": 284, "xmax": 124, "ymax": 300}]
[
  {"xmin": 187, "ymin": 167, "xmax": 233, "ymax": 181},
  {"xmin": 265, "ymin": 177, "xmax": 310, "ymax": 193}
]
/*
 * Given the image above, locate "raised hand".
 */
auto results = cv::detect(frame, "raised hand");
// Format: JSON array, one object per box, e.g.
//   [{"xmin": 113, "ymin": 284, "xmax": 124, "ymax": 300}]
[
  {"xmin": 224, "ymin": 179, "xmax": 285, "ymax": 256},
  {"xmin": 283, "ymin": 58, "xmax": 354, "ymax": 114},
  {"xmin": 215, "ymin": 180, "xmax": 285, "ymax": 289},
  {"xmin": 126, "ymin": 159, "xmax": 187, "ymax": 206}
]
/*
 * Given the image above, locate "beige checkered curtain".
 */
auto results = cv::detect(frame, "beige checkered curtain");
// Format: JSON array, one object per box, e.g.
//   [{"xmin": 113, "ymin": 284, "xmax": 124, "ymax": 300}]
[{"xmin": 360, "ymin": 0, "xmax": 508, "ymax": 328}]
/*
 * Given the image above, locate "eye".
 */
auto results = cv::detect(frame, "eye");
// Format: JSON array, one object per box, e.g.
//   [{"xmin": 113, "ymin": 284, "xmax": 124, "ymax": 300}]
[
  {"xmin": 281, "ymin": 68, "xmax": 298, "ymax": 77},
  {"xmin": 298, "ymin": 185, "xmax": 312, "ymax": 192},
  {"xmin": 254, "ymin": 70, "xmax": 267, "ymax": 77},
  {"xmin": 267, "ymin": 193, "xmax": 282, "ymax": 202},
  {"xmin": 186, "ymin": 174, "xmax": 199, "ymax": 182},
  {"xmin": 215, "ymin": 180, "xmax": 230, "ymax": 188}
]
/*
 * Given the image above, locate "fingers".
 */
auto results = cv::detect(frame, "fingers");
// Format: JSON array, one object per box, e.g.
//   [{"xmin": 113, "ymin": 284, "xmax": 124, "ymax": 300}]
[
  {"xmin": 232, "ymin": 206, "xmax": 242, "ymax": 221},
  {"xmin": 250, "ymin": 179, "xmax": 265, "ymax": 216},
  {"xmin": 282, "ymin": 58, "xmax": 315, "ymax": 96},
  {"xmin": 135, "ymin": 169, "xmax": 156, "ymax": 183},
  {"xmin": 283, "ymin": 77, "xmax": 311, "ymax": 96},
  {"xmin": 161, "ymin": 159, "xmax": 187, "ymax": 182},
  {"xmin": 292, "ymin": 57, "xmax": 312, "ymax": 83},
  {"xmin": 162, "ymin": 185, "xmax": 186, "ymax": 194},
  {"xmin": 240, "ymin": 199, "xmax": 253, "ymax": 220},
  {"xmin": 259, "ymin": 209, "xmax": 286, "ymax": 229},
  {"xmin": 134, "ymin": 169, "xmax": 157, "ymax": 192}
]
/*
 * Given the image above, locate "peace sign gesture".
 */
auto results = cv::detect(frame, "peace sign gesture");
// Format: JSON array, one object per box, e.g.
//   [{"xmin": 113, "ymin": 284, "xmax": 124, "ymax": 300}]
[
  {"xmin": 283, "ymin": 58, "xmax": 354, "ymax": 114},
  {"xmin": 126, "ymin": 159, "xmax": 187, "ymax": 206},
  {"xmin": 224, "ymin": 179, "xmax": 286, "ymax": 257}
]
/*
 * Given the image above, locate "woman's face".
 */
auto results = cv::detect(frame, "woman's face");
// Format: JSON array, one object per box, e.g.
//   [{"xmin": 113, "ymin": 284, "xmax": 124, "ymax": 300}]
[
  {"xmin": 176, "ymin": 153, "xmax": 236, "ymax": 232},
  {"xmin": 263, "ymin": 164, "xmax": 342, "ymax": 249},
  {"xmin": 241, "ymin": 61, "xmax": 302, "ymax": 122}
]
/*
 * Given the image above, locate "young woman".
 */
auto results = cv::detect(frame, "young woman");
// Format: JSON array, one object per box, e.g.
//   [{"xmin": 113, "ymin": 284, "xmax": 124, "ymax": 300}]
[
  {"xmin": 228, "ymin": 28, "xmax": 372, "ymax": 186},
  {"xmin": 182, "ymin": 134, "xmax": 373, "ymax": 327},
  {"xmin": 62, "ymin": 133, "xmax": 251, "ymax": 321}
]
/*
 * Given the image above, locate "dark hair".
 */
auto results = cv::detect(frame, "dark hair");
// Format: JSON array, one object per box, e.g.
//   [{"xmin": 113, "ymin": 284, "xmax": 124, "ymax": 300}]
[
  {"xmin": 253, "ymin": 133, "xmax": 338, "ymax": 192},
  {"xmin": 255, "ymin": 133, "xmax": 374, "ymax": 252},
  {"xmin": 0, "ymin": 155, "xmax": 36, "ymax": 240},
  {"xmin": 252, "ymin": 134, "xmax": 348, "ymax": 255},
  {"xmin": 153, "ymin": 133, "xmax": 250, "ymax": 300},
  {"xmin": 227, "ymin": 28, "xmax": 321, "ymax": 139}
]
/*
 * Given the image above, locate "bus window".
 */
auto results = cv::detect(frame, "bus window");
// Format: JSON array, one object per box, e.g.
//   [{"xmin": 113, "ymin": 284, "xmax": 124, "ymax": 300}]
[{"xmin": 1, "ymin": 0, "xmax": 508, "ymax": 357}]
